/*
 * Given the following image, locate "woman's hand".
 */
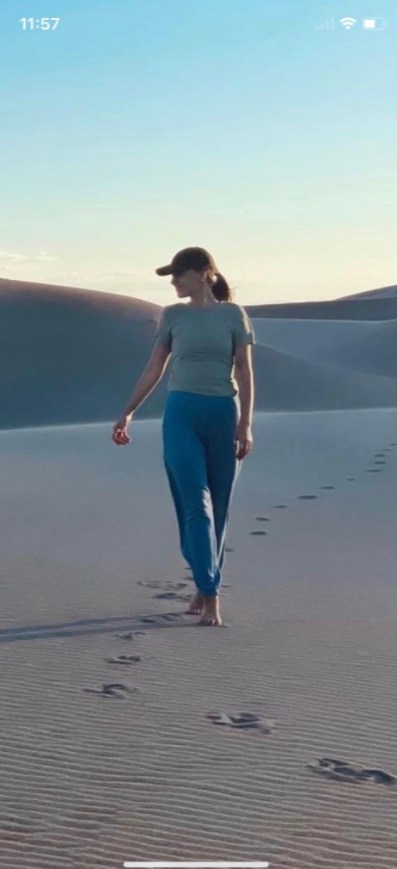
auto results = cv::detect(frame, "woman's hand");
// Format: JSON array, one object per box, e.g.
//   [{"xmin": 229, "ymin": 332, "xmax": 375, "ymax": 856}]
[
  {"xmin": 112, "ymin": 413, "xmax": 132, "ymax": 446},
  {"xmin": 235, "ymin": 422, "xmax": 253, "ymax": 460}
]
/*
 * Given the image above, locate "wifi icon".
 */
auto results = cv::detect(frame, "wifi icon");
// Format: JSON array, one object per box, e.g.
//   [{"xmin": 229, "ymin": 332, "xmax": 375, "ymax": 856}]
[{"xmin": 340, "ymin": 17, "xmax": 357, "ymax": 29}]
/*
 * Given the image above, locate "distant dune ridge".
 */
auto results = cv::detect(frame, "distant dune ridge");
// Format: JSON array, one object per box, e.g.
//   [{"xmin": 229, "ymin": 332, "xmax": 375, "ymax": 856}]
[{"xmin": 1, "ymin": 277, "xmax": 397, "ymax": 430}]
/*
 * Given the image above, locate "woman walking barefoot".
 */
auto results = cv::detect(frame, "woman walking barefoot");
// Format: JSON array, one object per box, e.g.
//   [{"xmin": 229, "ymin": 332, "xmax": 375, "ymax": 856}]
[
  {"xmin": 186, "ymin": 591, "xmax": 204, "ymax": 616},
  {"xmin": 112, "ymin": 247, "xmax": 255, "ymax": 626}
]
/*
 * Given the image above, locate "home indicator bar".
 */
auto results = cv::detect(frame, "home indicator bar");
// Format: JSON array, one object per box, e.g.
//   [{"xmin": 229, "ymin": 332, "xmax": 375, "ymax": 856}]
[{"xmin": 123, "ymin": 863, "xmax": 270, "ymax": 868}]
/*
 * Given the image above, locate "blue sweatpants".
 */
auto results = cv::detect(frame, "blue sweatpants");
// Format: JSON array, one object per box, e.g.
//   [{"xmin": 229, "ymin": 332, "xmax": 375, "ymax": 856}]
[{"xmin": 161, "ymin": 390, "xmax": 243, "ymax": 597}]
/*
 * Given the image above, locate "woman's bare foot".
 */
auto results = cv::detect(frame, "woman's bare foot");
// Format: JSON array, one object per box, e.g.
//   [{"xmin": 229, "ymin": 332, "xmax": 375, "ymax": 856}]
[
  {"xmin": 186, "ymin": 591, "xmax": 204, "ymax": 615},
  {"xmin": 199, "ymin": 595, "xmax": 222, "ymax": 626}
]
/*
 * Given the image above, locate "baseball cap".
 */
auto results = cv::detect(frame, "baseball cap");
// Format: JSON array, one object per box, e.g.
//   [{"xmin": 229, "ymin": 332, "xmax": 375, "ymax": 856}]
[{"xmin": 155, "ymin": 246, "xmax": 219, "ymax": 277}]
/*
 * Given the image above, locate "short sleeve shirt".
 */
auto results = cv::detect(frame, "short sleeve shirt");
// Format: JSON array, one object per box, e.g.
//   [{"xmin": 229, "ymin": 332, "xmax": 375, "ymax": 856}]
[{"xmin": 152, "ymin": 301, "xmax": 255, "ymax": 397}]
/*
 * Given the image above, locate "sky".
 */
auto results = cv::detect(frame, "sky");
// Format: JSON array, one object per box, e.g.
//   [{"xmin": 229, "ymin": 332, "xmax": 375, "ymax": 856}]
[{"xmin": 0, "ymin": 0, "xmax": 396, "ymax": 307}]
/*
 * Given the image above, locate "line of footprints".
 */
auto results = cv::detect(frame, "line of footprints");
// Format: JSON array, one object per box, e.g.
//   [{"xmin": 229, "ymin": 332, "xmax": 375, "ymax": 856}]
[
  {"xmin": 249, "ymin": 442, "xmax": 396, "ymax": 535},
  {"xmin": 83, "ymin": 442, "xmax": 397, "ymax": 788}
]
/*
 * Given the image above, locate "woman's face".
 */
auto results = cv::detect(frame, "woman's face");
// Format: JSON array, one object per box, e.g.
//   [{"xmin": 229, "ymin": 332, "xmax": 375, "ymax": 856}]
[{"xmin": 171, "ymin": 268, "xmax": 209, "ymax": 299}]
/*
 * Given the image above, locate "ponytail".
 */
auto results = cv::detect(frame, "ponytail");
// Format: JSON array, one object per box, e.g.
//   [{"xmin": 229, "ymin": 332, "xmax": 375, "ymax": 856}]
[{"xmin": 210, "ymin": 272, "xmax": 235, "ymax": 302}]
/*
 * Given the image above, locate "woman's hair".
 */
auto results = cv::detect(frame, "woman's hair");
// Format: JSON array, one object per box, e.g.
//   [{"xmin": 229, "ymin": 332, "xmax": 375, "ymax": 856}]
[{"xmin": 209, "ymin": 271, "xmax": 235, "ymax": 302}]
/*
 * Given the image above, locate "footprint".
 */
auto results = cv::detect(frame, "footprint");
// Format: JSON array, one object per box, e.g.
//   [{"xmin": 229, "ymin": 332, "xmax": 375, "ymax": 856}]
[
  {"xmin": 207, "ymin": 712, "xmax": 274, "ymax": 734},
  {"xmin": 308, "ymin": 757, "xmax": 361, "ymax": 783},
  {"xmin": 374, "ymin": 461, "xmax": 386, "ymax": 465},
  {"xmin": 225, "ymin": 547, "xmax": 234, "ymax": 552},
  {"xmin": 106, "ymin": 655, "xmax": 141, "ymax": 665},
  {"xmin": 298, "ymin": 495, "xmax": 318, "ymax": 500},
  {"xmin": 388, "ymin": 443, "xmax": 397, "ymax": 446},
  {"xmin": 255, "ymin": 517, "xmax": 270, "ymax": 521},
  {"xmin": 116, "ymin": 631, "xmax": 147, "ymax": 641},
  {"xmin": 359, "ymin": 768, "xmax": 396, "ymax": 786},
  {"xmin": 83, "ymin": 682, "xmax": 137, "ymax": 698},
  {"xmin": 374, "ymin": 453, "xmax": 386, "ymax": 457},
  {"xmin": 153, "ymin": 591, "xmax": 192, "ymax": 601},
  {"xmin": 140, "ymin": 613, "xmax": 183, "ymax": 624},
  {"xmin": 346, "ymin": 477, "xmax": 356, "ymax": 481},
  {"xmin": 307, "ymin": 757, "xmax": 395, "ymax": 786},
  {"xmin": 320, "ymin": 486, "xmax": 335, "ymax": 490},
  {"xmin": 250, "ymin": 530, "xmax": 268, "ymax": 535},
  {"xmin": 274, "ymin": 505, "xmax": 288, "ymax": 509},
  {"xmin": 138, "ymin": 580, "xmax": 188, "ymax": 590},
  {"xmin": 366, "ymin": 469, "xmax": 381, "ymax": 473}
]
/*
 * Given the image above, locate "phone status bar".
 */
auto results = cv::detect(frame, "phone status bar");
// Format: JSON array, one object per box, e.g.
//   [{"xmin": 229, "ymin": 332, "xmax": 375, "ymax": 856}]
[{"xmin": 315, "ymin": 17, "xmax": 388, "ymax": 31}]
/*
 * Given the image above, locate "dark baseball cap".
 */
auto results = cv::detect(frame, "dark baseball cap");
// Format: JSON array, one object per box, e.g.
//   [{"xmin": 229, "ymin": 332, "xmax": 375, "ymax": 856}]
[{"xmin": 155, "ymin": 246, "xmax": 219, "ymax": 277}]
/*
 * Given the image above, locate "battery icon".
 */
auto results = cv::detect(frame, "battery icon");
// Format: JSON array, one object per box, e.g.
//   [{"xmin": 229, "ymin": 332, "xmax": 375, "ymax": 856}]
[{"xmin": 362, "ymin": 17, "xmax": 388, "ymax": 29}]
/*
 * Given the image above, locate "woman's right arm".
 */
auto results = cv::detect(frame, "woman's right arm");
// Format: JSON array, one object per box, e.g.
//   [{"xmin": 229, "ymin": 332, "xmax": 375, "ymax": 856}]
[
  {"xmin": 120, "ymin": 342, "xmax": 172, "ymax": 419},
  {"xmin": 120, "ymin": 368, "xmax": 163, "ymax": 420}
]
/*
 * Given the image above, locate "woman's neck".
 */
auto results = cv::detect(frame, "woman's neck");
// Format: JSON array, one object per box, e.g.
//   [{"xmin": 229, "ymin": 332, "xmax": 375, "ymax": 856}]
[{"xmin": 187, "ymin": 299, "xmax": 220, "ymax": 308}]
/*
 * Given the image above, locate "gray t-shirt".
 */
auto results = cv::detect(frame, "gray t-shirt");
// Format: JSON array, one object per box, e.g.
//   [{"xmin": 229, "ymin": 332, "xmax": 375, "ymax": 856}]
[{"xmin": 152, "ymin": 301, "xmax": 255, "ymax": 397}]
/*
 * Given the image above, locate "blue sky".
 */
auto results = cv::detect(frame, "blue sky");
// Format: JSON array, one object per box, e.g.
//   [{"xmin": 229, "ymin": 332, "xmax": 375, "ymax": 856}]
[{"xmin": 0, "ymin": 0, "xmax": 396, "ymax": 306}]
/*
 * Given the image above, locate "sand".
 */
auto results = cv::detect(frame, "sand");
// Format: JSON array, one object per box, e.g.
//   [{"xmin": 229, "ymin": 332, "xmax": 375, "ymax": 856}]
[{"xmin": 1, "ymin": 405, "xmax": 397, "ymax": 867}]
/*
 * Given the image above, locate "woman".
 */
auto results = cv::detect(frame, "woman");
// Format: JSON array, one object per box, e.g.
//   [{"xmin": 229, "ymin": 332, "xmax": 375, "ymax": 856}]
[{"xmin": 112, "ymin": 247, "xmax": 255, "ymax": 627}]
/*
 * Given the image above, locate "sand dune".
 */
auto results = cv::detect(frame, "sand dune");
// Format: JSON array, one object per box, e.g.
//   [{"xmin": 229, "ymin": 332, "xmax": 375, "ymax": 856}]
[
  {"xmin": 341, "ymin": 283, "xmax": 397, "ymax": 301},
  {"xmin": 252, "ymin": 317, "xmax": 397, "ymax": 377},
  {"xmin": 0, "ymin": 278, "xmax": 162, "ymax": 431},
  {"xmin": 1, "ymin": 276, "xmax": 397, "ymax": 430}
]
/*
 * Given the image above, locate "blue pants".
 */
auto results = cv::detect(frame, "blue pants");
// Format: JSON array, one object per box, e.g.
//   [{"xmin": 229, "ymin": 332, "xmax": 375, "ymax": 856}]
[{"xmin": 162, "ymin": 390, "xmax": 243, "ymax": 597}]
